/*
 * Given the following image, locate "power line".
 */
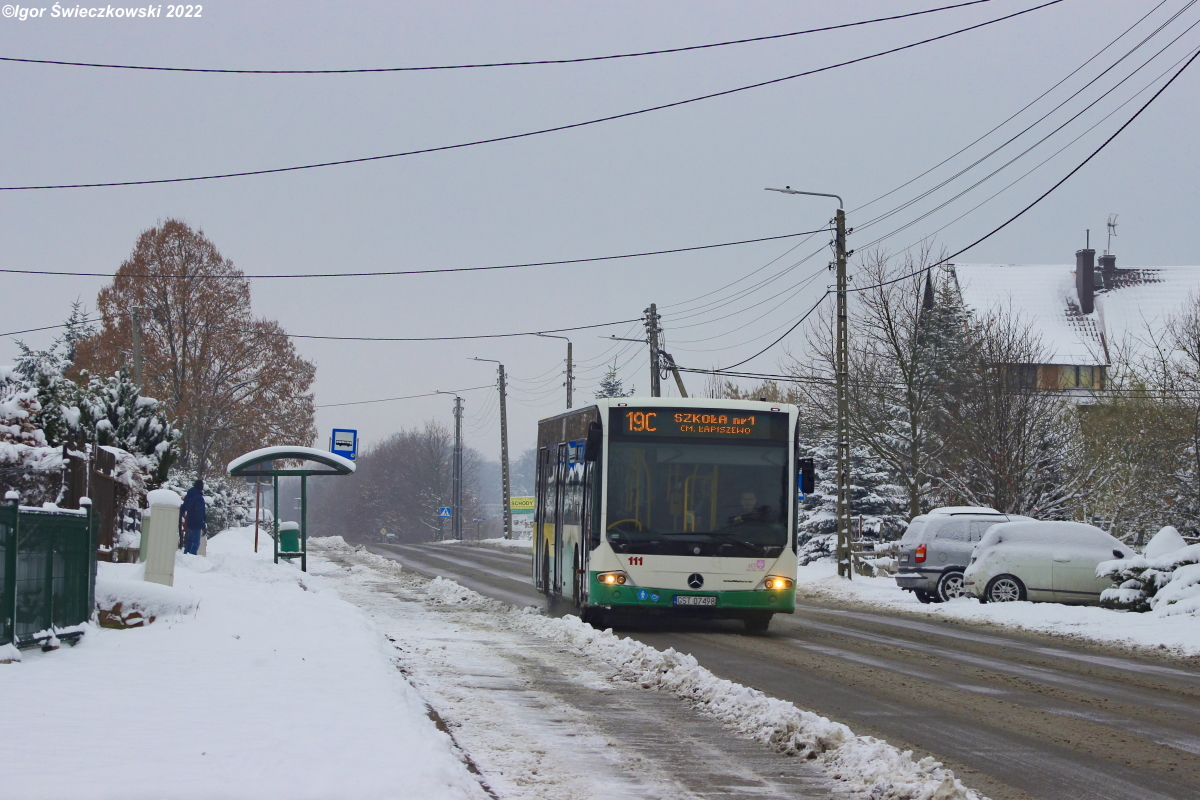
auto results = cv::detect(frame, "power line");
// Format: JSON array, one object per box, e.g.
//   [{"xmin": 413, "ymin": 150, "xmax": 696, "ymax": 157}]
[
  {"xmin": 315, "ymin": 384, "xmax": 494, "ymax": 408},
  {"xmin": 853, "ymin": 39, "xmax": 1200, "ymax": 264},
  {"xmin": 850, "ymin": 0, "xmax": 1175, "ymax": 219},
  {"xmin": 659, "ymin": 1, "xmax": 1185, "ymax": 340},
  {"xmin": 0, "ymin": 2, "xmax": 1001, "ymax": 74},
  {"xmin": 0, "ymin": 1, "xmax": 1062, "ymax": 191},
  {"xmin": 0, "ymin": 321, "xmax": 89, "ymax": 338},
  {"xmin": 4, "ymin": 313, "xmax": 640, "ymax": 342},
  {"xmin": 696, "ymin": 38, "xmax": 1189, "ymax": 371},
  {"xmin": 254, "ymin": 318, "xmax": 642, "ymax": 342},
  {"xmin": 0, "ymin": 229, "xmax": 828, "ymax": 279},
  {"xmin": 677, "ymin": 291, "xmax": 832, "ymax": 374},
  {"xmin": 850, "ymin": 42, "xmax": 1200, "ymax": 296},
  {"xmin": 854, "ymin": 6, "xmax": 1200, "ymax": 242}
]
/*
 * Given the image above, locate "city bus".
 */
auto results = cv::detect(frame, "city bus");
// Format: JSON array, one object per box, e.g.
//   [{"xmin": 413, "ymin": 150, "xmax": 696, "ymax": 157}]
[{"xmin": 532, "ymin": 397, "xmax": 811, "ymax": 632}]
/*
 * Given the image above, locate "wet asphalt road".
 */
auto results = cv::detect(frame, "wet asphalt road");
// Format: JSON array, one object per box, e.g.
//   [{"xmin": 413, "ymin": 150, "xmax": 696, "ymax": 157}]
[{"xmin": 370, "ymin": 542, "xmax": 1200, "ymax": 800}]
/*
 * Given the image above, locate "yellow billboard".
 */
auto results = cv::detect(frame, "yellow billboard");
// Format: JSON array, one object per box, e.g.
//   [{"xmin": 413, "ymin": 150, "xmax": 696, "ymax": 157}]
[{"xmin": 510, "ymin": 496, "xmax": 536, "ymax": 514}]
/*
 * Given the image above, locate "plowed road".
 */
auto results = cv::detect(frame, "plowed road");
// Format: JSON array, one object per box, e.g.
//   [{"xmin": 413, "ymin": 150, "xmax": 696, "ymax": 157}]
[{"xmin": 370, "ymin": 542, "xmax": 1200, "ymax": 800}]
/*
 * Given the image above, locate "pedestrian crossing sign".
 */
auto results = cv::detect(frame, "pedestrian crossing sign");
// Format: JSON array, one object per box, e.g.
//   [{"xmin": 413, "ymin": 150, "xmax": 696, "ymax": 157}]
[{"xmin": 438, "ymin": 507, "xmax": 452, "ymax": 518}]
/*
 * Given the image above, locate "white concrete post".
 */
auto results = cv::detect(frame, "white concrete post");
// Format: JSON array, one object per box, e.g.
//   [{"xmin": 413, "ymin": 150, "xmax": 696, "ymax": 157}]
[{"xmin": 144, "ymin": 488, "xmax": 182, "ymax": 587}]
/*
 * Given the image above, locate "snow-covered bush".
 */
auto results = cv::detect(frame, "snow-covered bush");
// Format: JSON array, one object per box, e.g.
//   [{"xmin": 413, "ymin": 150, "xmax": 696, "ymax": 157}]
[
  {"xmin": 1098, "ymin": 527, "xmax": 1200, "ymax": 613},
  {"xmin": 798, "ymin": 532, "xmax": 835, "ymax": 565}
]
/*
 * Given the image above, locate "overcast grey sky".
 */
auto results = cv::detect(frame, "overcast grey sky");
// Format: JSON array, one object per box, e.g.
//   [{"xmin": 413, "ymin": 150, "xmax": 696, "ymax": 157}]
[{"xmin": 2, "ymin": 0, "xmax": 1198, "ymax": 461}]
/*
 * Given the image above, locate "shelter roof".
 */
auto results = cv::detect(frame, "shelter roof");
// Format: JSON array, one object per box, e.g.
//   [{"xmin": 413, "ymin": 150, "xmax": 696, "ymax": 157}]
[{"xmin": 227, "ymin": 446, "xmax": 356, "ymax": 477}]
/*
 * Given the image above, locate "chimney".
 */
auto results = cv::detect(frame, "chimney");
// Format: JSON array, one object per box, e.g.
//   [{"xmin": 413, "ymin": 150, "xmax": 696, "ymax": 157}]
[
  {"xmin": 1075, "ymin": 248, "xmax": 1095, "ymax": 314},
  {"xmin": 1099, "ymin": 253, "xmax": 1116, "ymax": 287}
]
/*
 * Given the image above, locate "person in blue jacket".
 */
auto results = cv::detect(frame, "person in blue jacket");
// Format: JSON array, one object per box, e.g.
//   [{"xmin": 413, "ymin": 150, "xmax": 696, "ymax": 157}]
[{"xmin": 181, "ymin": 479, "xmax": 207, "ymax": 555}]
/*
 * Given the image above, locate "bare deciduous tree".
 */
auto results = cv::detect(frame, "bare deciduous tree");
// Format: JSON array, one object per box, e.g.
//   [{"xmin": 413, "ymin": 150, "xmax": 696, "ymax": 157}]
[
  {"xmin": 937, "ymin": 308, "xmax": 1097, "ymax": 517},
  {"xmin": 74, "ymin": 220, "xmax": 317, "ymax": 476},
  {"xmin": 309, "ymin": 420, "xmax": 486, "ymax": 543}
]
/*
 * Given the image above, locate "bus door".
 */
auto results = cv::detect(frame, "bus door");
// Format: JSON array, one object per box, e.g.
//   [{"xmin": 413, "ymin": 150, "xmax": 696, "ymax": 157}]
[
  {"xmin": 576, "ymin": 460, "xmax": 593, "ymax": 606},
  {"xmin": 553, "ymin": 442, "xmax": 568, "ymax": 596},
  {"xmin": 535, "ymin": 446, "xmax": 551, "ymax": 594}
]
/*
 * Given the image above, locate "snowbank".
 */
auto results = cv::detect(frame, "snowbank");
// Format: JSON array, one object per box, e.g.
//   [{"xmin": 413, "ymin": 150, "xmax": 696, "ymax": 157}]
[
  {"xmin": 423, "ymin": 576, "xmax": 983, "ymax": 800},
  {"xmin": 0, "ymin": 525, "xmax": 487, "ymax": 800},
  {"xmin": 434, "ymin": 536, "xmax": 533, "ymax": 552},
  {"xmin": 796, "ymin": 561, "xmax": 1200, "ymax": 657},
  {"xmin": 95, "ymin": 562, "xmax": 199, "ymax": 621}
]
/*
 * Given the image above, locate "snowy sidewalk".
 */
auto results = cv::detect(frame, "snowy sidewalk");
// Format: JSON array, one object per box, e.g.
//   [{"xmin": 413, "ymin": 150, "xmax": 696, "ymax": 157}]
[
  {"xmin": 0, "ymin": 528, "xmax": 488, "ymax": 800},
  {"xmin": 795, "ymin": 561, "xmax": 1200, "ymax": 658}
]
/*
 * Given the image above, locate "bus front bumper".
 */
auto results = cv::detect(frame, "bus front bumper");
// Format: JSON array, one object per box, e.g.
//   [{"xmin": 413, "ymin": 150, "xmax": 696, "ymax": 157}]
[{"xmin": 589, "ymin": 575, "xmax": 795, "ymax": 614}]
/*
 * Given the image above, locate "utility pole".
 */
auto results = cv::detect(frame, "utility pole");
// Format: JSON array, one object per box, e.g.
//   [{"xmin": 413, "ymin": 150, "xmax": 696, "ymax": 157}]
[
  {"xmin": 833, "ymin": 207, "xmax": 852, "ymax": 579},
  {"xmin": 498, "ymin": 365, "xmax": 511, "ymax": 540},
  {"xmin": 766, "ymin": 186, "xmax": 852, "ymax": 578},
  {"xmin": 644, "ymin": 303, "xmax": 662, "ymax": 397},
  {"xmin": 660, "ymin": 351, "xmax": 688, "ymax": 397},
  {"xmin": 453, "ymin": 396, "xmax": 463, "ymax": 541},
  {"xmin": 131, "ymin": 308, "xmax": 143, "ymax": 390},
  {"xmin": 565, "ymin": 340, "xmax": 573, "ymax": 408},
  {"xmin": 474, "ymin": 358, "xmax": 513, "ymax": 540}
]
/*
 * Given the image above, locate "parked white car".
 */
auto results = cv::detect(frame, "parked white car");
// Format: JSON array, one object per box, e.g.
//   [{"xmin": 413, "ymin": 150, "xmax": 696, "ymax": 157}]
[{"xmin": 964, "ymin": 521, "xmax": 1134, "ymax": 604}]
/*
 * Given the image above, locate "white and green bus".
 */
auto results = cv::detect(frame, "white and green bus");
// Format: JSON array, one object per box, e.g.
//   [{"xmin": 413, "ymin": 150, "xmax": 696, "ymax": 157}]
[{"xmin": 533, "ymin": 398, "xmax": 811, "ymax": 632}]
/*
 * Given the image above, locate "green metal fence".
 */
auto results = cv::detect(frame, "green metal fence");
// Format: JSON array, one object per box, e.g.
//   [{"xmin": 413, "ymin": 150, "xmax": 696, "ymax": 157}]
[{"xmin": 1, "ymin": 499, "xmax": 96, "ymax": 649}]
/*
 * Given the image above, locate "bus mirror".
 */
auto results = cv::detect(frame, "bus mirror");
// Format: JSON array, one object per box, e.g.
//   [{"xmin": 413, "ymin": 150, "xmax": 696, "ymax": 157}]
[
  {"xmin": 799, "ymin": 458, "xmax": 816, "ymax": 494},
  {"xmin": 584, "ymin": 421, "xmax": 602, "ymax": 462}
]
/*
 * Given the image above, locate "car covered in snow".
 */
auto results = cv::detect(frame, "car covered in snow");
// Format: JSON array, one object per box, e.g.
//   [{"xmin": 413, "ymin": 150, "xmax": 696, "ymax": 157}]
[
  {"xmin": 964, "ymin": 521, "xmax": 1135, "ymax": 604},
  {"xmin": 895, "ymin": 507, "xmax": 1030, "ymax": 603}
]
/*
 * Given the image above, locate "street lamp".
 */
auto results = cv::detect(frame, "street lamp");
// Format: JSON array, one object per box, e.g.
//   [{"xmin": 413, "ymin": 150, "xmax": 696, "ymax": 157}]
[
  {"xmin": 534, "ymin": 333, "xmax": 573, "ymax": 409},
  {"xmin": 471, "ymin": 358, "xmax": 513, "ymax": 541},
  {"xmin": 766, "ymin": 185, "xmax": 852, "ymax": 580}
]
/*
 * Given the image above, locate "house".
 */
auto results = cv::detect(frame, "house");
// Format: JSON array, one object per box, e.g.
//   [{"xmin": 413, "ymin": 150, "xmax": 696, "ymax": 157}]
[{"xmin": 944, "ymin": 249, "xmax": 1200, "ymax": 394}]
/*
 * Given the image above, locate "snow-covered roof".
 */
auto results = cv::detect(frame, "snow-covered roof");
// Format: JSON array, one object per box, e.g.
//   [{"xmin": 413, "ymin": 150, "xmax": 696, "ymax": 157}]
[
  {"xmin": 948, "ymin": 264, "xmax": 1106, "ymax": 364},
  {"xmin": 227, "ymin": 446, "xmax": 356, "ymax": 476},
  {"xmin": 948, "ymin": 262, "xmax": 1200, "ymax": 366},
  {"xmin": 1094, "ymin": 266, "xmax": 1200, "ymax": 361}
]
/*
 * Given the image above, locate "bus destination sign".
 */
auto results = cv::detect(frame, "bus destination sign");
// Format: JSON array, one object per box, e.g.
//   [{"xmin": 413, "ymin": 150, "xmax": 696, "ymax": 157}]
[{"xmin": 610, "ymin": 407, "xmax": 786, "ymax": 440}]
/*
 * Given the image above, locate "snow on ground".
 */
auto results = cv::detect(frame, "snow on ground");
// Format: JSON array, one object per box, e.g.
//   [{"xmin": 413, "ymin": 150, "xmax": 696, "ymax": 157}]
[
  {"xmin": 0, "ymin": 526, "xmax": 489, "ymax": 800},
  {"xmin": 5, "ymin": 529, "xmax": 990, "ymax": 800},
  {"xmin": 795, "ymin": 561, "xmax": 1200, "ymax": 657},
  {"xmin": 433, "ymin": 536, "xmax": 533, "ymax": 554},
  {"xmin": 313, "ymin": 543, "xmax": 987, "ymax": 800}
]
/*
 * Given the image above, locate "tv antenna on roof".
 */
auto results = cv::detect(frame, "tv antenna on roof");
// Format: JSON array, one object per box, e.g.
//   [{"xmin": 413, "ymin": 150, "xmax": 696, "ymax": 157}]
[{"xmin": 1106, "ymin": 213, "xmax": 1118, "ymax": 255}]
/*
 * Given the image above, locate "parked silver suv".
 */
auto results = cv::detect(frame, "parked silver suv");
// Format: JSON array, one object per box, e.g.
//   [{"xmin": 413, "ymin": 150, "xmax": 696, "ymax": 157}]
[{"xmin": 895, "ymin": 507, "xmax": 1030, "ymax": 603}]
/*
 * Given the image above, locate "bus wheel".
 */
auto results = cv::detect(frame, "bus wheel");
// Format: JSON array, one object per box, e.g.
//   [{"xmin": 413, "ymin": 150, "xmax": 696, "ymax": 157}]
[
  {"xmin": 581, "ymin": 607, "xmax": 606, "ymax": 629},
  {"xmin": 743, "ymin": 613, "xmax": 772, "ymax": 634}
]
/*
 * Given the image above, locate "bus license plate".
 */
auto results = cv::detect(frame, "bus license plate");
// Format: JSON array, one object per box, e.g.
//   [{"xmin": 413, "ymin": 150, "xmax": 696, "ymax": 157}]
[{"xmin": 673, "ymin": 595, "xmax": 717, "ymax": 607}]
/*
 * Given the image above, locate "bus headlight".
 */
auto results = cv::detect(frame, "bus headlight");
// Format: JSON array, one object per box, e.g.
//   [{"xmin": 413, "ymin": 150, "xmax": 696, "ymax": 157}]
[
  {"xmin": 761, "ymin": 576, "xmax": 794, "ymax": 591},
  {"xmin": 597, "ymin": 571, "xmax": 630, "ymax": 586}
]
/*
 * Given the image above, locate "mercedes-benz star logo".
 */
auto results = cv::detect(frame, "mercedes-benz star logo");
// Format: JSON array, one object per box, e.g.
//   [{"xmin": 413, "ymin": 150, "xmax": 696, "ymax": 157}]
[{"xmin": 687, "ymin": 573, "xmax": 704, "ymax": 589}]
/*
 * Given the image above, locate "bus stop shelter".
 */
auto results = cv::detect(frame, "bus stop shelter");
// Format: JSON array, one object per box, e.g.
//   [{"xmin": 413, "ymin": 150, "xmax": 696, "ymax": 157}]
[{"xmin": 227, "ymin": 446, "xmax": 355, "ymax": 572}]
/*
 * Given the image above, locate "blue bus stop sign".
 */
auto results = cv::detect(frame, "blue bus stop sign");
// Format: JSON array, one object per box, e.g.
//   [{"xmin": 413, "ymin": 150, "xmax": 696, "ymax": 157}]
[
  {"xmin": 438, "ymin": 507, "xmax": 452, "ymax": 518},
  {"xmin": 330, "ymin": 429, "xmax": 358, "ymax": 461}
]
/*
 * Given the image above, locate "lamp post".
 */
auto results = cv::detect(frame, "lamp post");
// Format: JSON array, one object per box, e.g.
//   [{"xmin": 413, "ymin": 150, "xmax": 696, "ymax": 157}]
[
  {"xmin": 534, "ymin": 333, "xmax": 573, "ymax": 409},
  {"xmin": 472, "ymin": 358, "xmax": 513, "ymax": 541},
  {"xmin": 766, "ymin": 186, "xmax": 852, "ymax": 579}
]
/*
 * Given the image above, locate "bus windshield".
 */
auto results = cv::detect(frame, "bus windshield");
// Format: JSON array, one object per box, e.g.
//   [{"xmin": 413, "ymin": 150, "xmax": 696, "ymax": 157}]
[{"xmin": 605, "ymin": 439, "xmax": 789, "ymax": 558}]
